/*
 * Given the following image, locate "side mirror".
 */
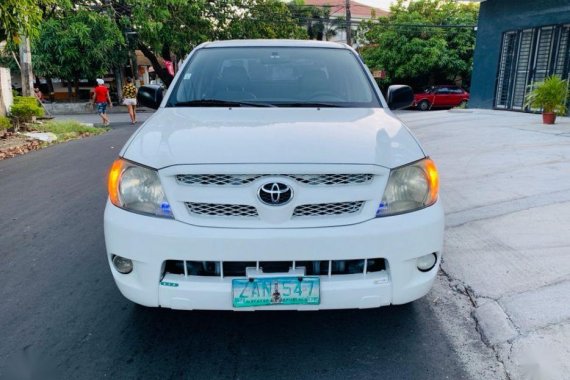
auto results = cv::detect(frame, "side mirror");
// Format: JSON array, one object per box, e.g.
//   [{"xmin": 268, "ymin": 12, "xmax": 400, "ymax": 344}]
[
  {"xmin": 387, "ymin": 85, "xmax": 414, "ymax": 110},
  {"xmin": 137, "ymin": 85, "xmax": 163, "ymax": 109}
]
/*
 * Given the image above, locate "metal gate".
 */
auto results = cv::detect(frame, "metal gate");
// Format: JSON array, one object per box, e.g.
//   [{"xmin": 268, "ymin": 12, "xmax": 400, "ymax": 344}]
[{"xmin": 494, "ymin": 24, "xmax": 570, "ymax": 112}]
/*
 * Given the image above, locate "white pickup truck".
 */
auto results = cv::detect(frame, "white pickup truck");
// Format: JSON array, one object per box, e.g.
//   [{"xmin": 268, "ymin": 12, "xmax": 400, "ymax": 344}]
[{"xmin": 104, "ymin": 40, "xmax": 444, "ymax": 310}]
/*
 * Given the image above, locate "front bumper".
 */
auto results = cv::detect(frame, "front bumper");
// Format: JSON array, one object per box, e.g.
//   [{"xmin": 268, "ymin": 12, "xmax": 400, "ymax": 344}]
[{"xmin": 104, "ymin": 200, "xmax": 444, "ymax": 310}]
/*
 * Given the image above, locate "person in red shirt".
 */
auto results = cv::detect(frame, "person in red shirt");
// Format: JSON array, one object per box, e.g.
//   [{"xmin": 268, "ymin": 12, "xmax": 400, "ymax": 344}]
[{"xmin": 91, "ymin": 78, "xmax": 113, "ymax": 126}]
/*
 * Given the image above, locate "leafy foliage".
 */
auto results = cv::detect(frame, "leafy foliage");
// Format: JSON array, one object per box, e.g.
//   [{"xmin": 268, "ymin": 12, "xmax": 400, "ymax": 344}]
[
  {"xmin": 0, "ymin": 116, "xmax": 10, "ymax": 130},
  {"xmin": 118, "ymin": 0, "xmax": 305, "ymax": 85},
  {"xmin": 359, "ymin": 0, "xmax": 478, "ymax": 90},
  {"xmin": 33, "ymin": 10, "xmax": 127, "ymax": 84},
  {"xmin": 10, "ymin": 97, "xmax": 44, "ymax": 129},
  {"xmin": 524, "ymin": 75, "xmax": 569, "ymax": 115},
  {"xmin": 0, "ymin": 0, "xmax": 55, "ymax": 41},
  {"xmin": 288, "ymin": 1, "xmax": 345, "ymax": 41},
  {"xmin": 221, "ymin": 1, "xmax": 306, "ymax": 40}
]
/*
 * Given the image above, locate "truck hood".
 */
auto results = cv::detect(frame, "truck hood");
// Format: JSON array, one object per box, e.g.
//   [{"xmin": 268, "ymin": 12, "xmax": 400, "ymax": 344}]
[{"xmin": 122, "ymin": 108, "xmax": 425, "ymax": 169}]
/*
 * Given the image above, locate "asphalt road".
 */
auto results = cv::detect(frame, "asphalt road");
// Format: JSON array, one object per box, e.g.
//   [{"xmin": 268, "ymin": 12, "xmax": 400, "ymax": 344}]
[{"xmin": 0, "ymin": 117, "xmax": 468, "ymax": 379}]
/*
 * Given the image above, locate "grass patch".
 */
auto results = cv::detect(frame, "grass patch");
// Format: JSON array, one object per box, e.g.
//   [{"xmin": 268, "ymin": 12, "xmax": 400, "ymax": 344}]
[{"xmin": 34, "ymin": 120, "xmax": 109, "ymax": 142}]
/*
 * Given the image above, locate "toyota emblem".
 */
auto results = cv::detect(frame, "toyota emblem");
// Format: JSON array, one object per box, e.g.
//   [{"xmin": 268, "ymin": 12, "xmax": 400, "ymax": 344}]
[{"xmin": 258, "ymin": 182, "xmax": 293, "ymax": 206}]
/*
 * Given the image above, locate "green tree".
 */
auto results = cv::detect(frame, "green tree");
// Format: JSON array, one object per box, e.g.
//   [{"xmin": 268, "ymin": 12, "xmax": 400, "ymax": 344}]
[
  {"xmin": 359, "ymin": 0, "xmax": 478, "ymax": 90},
  {"xmin": 0, "ymin": 0, "xmax": 54, "ymax": 42},
  {"xmin": 222, "ymin": 0, "xmax": 306, "ymax": 40},
  {"xmin": 31, "ymin": 0, "xmax": 305, "ymax": 89},
  {"xmin": 32, "ymin": 10, "xmax": 127, "ymax": 98},
  {"xmin": 288, "ymin": 1, "xmax": 345, "ymax": 41},
  {"xmin": 117, "ymin": 0, "xmax": 305, "ymax": 86}
]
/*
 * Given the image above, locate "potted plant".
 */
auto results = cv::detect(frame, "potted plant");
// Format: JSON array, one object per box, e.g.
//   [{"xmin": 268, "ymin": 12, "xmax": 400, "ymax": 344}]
[{"xmin": 524, "ymin": 75, "xmax": 569, "ymax": 124}]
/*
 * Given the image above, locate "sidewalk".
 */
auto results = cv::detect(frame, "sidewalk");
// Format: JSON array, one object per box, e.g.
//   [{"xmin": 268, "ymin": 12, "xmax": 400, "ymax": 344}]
[
  {"xmin": 52, "ymin": 109, "xmax": 153, "ymax": 126},
  {"xmin": 398, "ymin": 109, "xmax": 570, "ymax": 379}
]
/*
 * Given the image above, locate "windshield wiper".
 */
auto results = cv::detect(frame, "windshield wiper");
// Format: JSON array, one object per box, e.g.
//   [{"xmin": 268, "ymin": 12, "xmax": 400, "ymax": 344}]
[
  {"xmin": 275, "ymin": 102, "xmax": 342, "ymax": 108},
  {"xmin": 170, "ymin": 99, "xmax": 276, "ymax": 107}
]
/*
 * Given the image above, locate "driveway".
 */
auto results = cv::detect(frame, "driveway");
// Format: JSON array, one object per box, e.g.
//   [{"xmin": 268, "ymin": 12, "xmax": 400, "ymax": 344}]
[{"xmin": 398, "ymin": 109, "xmax": 570, "ymax": 379}]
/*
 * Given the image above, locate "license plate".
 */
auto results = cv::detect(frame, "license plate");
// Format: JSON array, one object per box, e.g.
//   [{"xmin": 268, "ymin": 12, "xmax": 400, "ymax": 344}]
[{"xmin": 232, "ymin": 277, "xmax": 320, "ymax": 308}]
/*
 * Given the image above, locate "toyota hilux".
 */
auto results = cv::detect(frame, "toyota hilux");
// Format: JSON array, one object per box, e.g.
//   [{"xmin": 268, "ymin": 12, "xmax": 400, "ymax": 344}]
[{"xmin": 104, "ymin": 40, "xmax": 444, "ymax": 310}]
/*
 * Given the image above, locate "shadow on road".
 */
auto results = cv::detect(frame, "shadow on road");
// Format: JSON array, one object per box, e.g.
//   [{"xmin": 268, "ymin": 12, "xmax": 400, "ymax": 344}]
[{"xmin": 96, "ymin": 301, "xmax": 457, "ymax": 379}]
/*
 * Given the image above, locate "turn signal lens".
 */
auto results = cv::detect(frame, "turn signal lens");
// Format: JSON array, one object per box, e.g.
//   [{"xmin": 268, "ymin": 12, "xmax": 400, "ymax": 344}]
[
  {"xmin": 424, "ymin": 158, "xmax": 439, "ymax": 206},
  {"xmin": 108, "ymin": 159, "xmax": 126, "ymax": 206},
  {"xmin": 107, "ymin": 158, "xmax": 173, "ymax": 218},
  {"xmin": 377, "ymin": 157, "xmax": 440, "ymax": 217}
]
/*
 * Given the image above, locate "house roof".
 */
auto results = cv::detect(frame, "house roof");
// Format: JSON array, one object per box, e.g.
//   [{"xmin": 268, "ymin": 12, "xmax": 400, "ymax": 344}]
[{"xmin": 301, "ymin": 0, "xmax": 389, "ymax": 19}]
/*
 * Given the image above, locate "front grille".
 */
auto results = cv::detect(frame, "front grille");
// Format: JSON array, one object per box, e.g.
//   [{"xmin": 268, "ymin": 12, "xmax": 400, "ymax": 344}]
[
  {"xmin": 176, "ymin": 174, "xmax": 373, "ymax": 186},
  {"xmin": 289, "ymin": 174, "xmax": 373, "ymax": 185},
  {"xmin": 163, "ymin": 258, "xmax": 387, "ymax": 278},
  {"xmin": 178, "ymin": 174, "xmax": 262, "ymax": 186},
  {"xmin": 293, "ymin": 201, "xmax": 364, "ymax": 217},
  {"xmin": 186, "ymin": 202, "xmax": 258, "ymax": 217},
  {"xmin": 186, "ymin": 201, "xmax": 365, "ymax": 218}
]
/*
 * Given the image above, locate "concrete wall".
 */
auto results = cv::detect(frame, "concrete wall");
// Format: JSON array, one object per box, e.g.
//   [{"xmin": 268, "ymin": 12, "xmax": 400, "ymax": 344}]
[
  {"xmin": 43, "ymin": 102, "xmax": 94, "ymax": 115},
  {"xmin": 42, "ymin": 102, "xmax": 150, "ymax": 115},
  {"xmin": 0, "ymin": 67, "xmax": 14, "ymax": 116},
  {"xmin": 469, "ymin": 0, "xmax": 570, "ymax": 109}
]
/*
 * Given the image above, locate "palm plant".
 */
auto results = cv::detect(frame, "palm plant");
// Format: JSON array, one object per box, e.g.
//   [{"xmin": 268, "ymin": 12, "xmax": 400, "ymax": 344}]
[{"xmin": 524, "ymin": 75, "xmax": 569, "ymax": 124}]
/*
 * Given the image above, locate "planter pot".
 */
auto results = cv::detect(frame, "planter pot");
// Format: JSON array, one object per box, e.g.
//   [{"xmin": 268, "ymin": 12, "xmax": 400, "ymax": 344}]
[{"xmin": 542, "ymin": 112, "xmax": 556, "ymax": 124}]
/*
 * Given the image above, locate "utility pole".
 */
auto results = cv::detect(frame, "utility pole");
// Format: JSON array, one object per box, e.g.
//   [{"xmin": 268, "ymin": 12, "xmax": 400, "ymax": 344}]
[
  {"xmin": 19, "ymin": 36, "xmax": 34, "ymax": 96},
  {"xmin": 345, "ymin": 0, "xmax": 352, "ymax": 46}
]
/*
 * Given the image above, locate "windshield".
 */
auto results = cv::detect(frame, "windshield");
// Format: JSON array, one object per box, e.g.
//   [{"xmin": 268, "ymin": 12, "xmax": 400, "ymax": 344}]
[{"xmin": 167, "ymin": 47, "xmax": 381, "ymax": 108}]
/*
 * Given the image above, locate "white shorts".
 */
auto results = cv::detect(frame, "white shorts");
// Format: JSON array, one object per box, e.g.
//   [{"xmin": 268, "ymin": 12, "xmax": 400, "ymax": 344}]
[{"xmin": 123, "ymin": 98, "xmax": 137, "ymax": 106}]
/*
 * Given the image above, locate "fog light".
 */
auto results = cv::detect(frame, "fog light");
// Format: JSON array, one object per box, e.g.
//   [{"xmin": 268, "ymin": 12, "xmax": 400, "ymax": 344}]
[
  {"xmin": 417, "ymin": 253, "xmax": 437, "ymax": 272},
  {"xmin": 112, "ymin": 255, "xmax": 133, "ymax": 274}
]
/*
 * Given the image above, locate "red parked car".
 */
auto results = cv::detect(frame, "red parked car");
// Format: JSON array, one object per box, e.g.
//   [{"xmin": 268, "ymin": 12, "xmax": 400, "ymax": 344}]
[{"xmin": 413, "ymin": 85, "xmax": 469, "ymax": 111}]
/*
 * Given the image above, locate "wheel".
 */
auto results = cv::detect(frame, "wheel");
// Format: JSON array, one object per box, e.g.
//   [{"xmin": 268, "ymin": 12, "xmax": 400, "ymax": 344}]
[{"xmin": 418, "ymin": 100, "xmax": 431, "ymax": 111}]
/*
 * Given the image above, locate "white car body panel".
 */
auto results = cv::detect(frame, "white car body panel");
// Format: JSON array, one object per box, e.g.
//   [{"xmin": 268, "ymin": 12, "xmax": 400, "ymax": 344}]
[
  {"xmin": 104, "ymin": 39, "xmax": 444, "ymax": 311},
  {"xmin": 104, "ymin": 200, "xmax": 444, "ymax": 310},
  {"xmin": 122, "ymin": 108, "xmax": 425, "ymax": 169}
]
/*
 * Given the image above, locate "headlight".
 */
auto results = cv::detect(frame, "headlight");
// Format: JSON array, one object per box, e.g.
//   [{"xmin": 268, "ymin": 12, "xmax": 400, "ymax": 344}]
[
  {"xmin": 376, "ymin": 158, "xmax": 439, "ymax": 217},
  {"xmin": 107, "ymin": 158, "xmax": 173, "ymax": 218}
]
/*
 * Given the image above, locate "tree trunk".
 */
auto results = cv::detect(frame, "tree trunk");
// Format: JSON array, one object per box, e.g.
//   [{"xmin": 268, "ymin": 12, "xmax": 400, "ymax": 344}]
[
  {"xmin": 67, "ymin": 81, "xmax": 73, "ymax": 99},
  {"xmin": 19, "ymin": 37, "xmax": 34, "ymax": 97},
  {"xmin": 137, "ymin": 43, "xmax": 173, "ymax": 87},
  {"xmin": 74, "ymin": 75, "xmax": 80, "ymax": 100},
  {"xmin": 46, "ymin": 78, "xmax": 54, "ymax": 101}
]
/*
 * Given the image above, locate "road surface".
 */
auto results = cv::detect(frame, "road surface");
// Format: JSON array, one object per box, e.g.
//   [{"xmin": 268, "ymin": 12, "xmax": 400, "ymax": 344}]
[{"xmin": 0, "ymin": 113, "xmax": 480, "ymax": 379}]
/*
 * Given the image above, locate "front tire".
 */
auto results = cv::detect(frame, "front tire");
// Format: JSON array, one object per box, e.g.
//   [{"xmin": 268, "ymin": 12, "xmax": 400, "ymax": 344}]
[{"xmin": 418, "ymin": 100, "xmax": 431, "ymax": 111}]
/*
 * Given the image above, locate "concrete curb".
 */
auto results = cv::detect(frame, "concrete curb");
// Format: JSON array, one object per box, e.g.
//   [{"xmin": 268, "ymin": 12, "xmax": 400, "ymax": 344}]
[{"xmin": 474, "ymin": 300, "xmax": 518, "ymax": 346}]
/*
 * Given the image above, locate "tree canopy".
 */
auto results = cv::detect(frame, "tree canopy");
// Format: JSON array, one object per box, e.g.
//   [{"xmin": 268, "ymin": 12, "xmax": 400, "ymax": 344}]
[
  {"xmin": 288, "ymin": 1, "xmax": 346, "ymax": 41},
  {"xmin": 0, "ymin": 0, "xmax": 55, "ymax": 42},
  {"xmin": 359, "ymin": 0, "xmax": 478, "ymax": 90},
  {"xmin": 116, "ymin": 0, "xmax": 306, "ymax": 85},
  {"xmin": 33, "ymin": 9, "xmax": 126, "ymax": 93},
  {"xmin": 26, "ymin": 0, "xmax": 308, "ymax": 90}
]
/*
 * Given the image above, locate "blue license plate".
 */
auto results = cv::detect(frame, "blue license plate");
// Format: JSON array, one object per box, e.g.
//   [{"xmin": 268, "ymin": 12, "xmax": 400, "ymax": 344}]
[{"xmin": 232, "ymin": 277, "xmax": 320, "ymax": 308}]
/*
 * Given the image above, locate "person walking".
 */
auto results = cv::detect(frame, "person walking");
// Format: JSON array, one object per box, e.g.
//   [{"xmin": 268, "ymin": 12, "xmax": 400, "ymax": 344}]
[
  {"xmin": 122, "ymin": 78, "xmax": 138, "ymax": 124},
  {"xmin": 91, "ymin": 78, "xmax": 112, "ymax": 126}
]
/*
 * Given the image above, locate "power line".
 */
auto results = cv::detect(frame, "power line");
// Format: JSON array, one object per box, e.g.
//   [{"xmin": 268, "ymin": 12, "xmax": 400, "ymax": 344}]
[{"xmin": 223, "ymin": 14, "xmax": 476, "ymax": 29}]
